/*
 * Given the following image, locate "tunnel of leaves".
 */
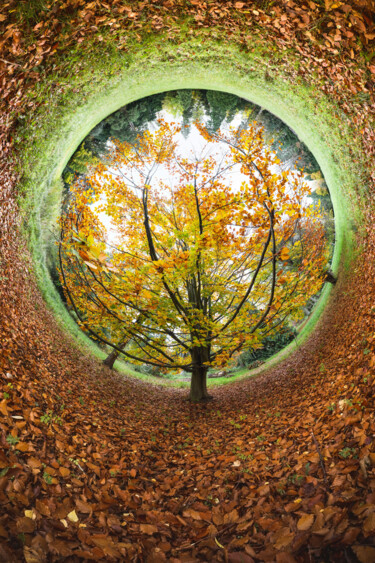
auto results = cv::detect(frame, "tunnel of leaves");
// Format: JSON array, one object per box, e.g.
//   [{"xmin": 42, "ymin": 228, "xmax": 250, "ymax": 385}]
[{"xmin": 0, "ymin": 1, "xmax": 375, "ymax": 562}]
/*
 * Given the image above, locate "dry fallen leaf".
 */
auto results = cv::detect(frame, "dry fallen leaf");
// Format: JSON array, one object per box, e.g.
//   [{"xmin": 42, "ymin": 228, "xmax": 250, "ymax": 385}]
[
  {"xmin": 297, "ymin": 513, "xmax": 314, "ymax": 531},
  {"xmin": 24, "ymin": 509, "xmax": 35, "ymax": 520},
  {"xmin": 67, "ymin": 510, "xmax": 79, "ymax": 523},
  {"xmin": 59, "ymin": 466, "xmax": 70, "ymax": 477},
  {"xmin": 352, "ymin": 545, "xmax": 375, "ymax": 563},
  {"xmin": 23, "ymin": 546, "xmax": 46, "ymax": 563},
  {"xmin": 140, "ymin": 524, "xmax": 158, "ymax": 535},
  {"xmin": 363, "ymin": 513, "xmax": 375, "ymax": 534}
]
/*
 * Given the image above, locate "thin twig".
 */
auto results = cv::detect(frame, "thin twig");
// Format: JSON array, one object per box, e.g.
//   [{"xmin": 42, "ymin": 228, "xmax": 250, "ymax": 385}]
[
  {"xmin": 0, "ymin": 58, "xmax": 22, "ymax": 68},
  {"xmin": 311, "ymin": 430, "xmax": 328, "ymax": 484}
]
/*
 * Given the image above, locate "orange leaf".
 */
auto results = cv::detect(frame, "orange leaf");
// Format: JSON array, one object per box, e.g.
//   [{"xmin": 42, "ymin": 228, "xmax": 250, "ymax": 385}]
[
  {"xmin": 297, "ymin": 514, "xmax": 314, "ymax": 531},
  {"xmin": 15, "ymin": 442, "xmax": 30, "ymax": 452},
  {"xmin": 352, "ymin": 546, "xmax": 375, "ymax": 563},
  {"xmin": 140, "ymin": 524, "xmax": 158, "ymax": 535},
  {"xmin": 59, "ymin": 467, "xmax": 71, "ymax": 478},
  {"xmin": 0, "ymin": 400, "xmax": 8, "ymax": 416},
  {"xmin": 280, "ymin": 247, "xmax": 290, "ymax": 260}
]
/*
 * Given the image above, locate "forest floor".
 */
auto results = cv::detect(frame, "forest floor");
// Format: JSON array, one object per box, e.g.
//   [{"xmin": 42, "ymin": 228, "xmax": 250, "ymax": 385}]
[{"xmin": 1, "ymin": 248, "xmax": 375, "ymax": 561}]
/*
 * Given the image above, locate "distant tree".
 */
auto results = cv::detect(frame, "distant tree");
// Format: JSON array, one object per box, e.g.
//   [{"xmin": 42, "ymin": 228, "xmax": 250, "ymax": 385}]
[
  {"xmin": 236, "ymin": 326, "xmax": 296, "ymax": 368},
  {"xmin": 162, "ymin": 91, "xmax": 184, "ymax": 117},
  {"xmin": 257, "ymin": 110, "xmax": 320, "ymax": 174},
  {"xmin": 205, "ymin": 90, "xmax": 239, "ymax": 132},
  {"xmin": 177, "ymin": 90, "xmax": 194, "ymax": 138},
  {"xmin": 84, "ymin": 93, "xmax": 165, "ymax": 158}
]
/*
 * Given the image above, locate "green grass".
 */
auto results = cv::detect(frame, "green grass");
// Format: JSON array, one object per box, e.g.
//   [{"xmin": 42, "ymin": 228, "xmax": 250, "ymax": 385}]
[
  {"xmin": 15, "ymin": 27, "xmax": 370, "ymax": 387},
  {"xmin": 114, "ymin": 361, "xmax": 189, "ymax": 388},
  {"xmin": 207, "ymin": 367, "xmax": 255, "ymax": 387}
]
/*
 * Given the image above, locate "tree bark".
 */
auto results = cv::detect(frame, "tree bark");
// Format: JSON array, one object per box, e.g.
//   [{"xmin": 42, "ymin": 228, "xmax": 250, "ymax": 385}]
[
  {"xmin": 103, "ymin": 338, "xmax": 128, "ymax": 369},
  {"xmin": 189, "ymin": 345, "xmax": 213, "ymax": 402},
  {"xmin": 189, "ymin": 344, "xmax": 212, "ymax": 401},
  {"xmin": 324, "ymin": 270, "xmax": 337, "ymax": 284},
  {"xmin": 189, "ymin": 365, "xmax": 211, "ymax": 402},
  {"xmin": 103, "ymin": 315, "xmax": 144, "ymax": 369}
]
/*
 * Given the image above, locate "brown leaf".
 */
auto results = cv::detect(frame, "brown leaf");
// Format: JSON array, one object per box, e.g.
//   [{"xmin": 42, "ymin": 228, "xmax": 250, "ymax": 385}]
[
  {"xmin": 229, "ymin": 552, "xmax": 254, "ymax": 563},
  {"xmin": 352, "ymin": 546, "xmax": 375, "ymax": 563},
  {"xmin": 27, "ymin": 457, "xmax": 41, "ymax": 469},
  {"xmin": 140, "ymin": 524, "xmax": 158, "ymax": 535},
  {"xmin": 257, "ymin": 484, "xmax": 270, "ymax": 496},
  {"xmin": 297, "ymin": 513, "xmax": 314, "ymax": 531},
  {"xmin": 183, "ymin": 508, "xmax": 203, "ymax": 520},
  {"xmin": 259, "ymin": 517, "xmax": 282, "ymax": 532},
  {"xmin": 285, "ymin": 499, "xmax": 302, "ymax": 512},
  {"xmin": 224, "ymin": 509, "xmax": 239, "ymax": 524},
  {"xmin": 86, "ymin": 462, "xmax": 101, "ymax": 476},
  {"xmin": 16, "ymin": 517, "xmax": 35, "ymax": 533},
  {"xmin": 23, "ymin": 546, "xmax": 46, "ymax": 563},
  {"xmin": 75, "ymin": 499, "xmax": 92, "ymax": 513},
  {"xmin": 35, "ymin": 499, "xmax": 50, "ymax": 517},
  {"xmin": 273, "ymin": 527, "xmax": 294, "ymax": 549},
  {"xmin": 276, "ymin": 554, "xmax": 298, "ymax": 563},
  {"xmin": 363, "ymin": 513, "xmax": 375, "ymax": 534}
]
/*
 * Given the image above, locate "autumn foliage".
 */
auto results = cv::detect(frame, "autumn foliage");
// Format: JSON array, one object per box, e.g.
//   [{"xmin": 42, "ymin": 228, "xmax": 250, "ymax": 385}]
[
  {"xmin": 59, "ymin": 119, "xmax": 328, "ymax": 401},
  {"xmin": 0, "ymin": 0, "xmax": 375, "ymax": 561}
]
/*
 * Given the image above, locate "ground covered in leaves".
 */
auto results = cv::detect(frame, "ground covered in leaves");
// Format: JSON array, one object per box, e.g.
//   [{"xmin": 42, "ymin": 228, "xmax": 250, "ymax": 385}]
[{"xmin": 1, "ymin": 0, "xmax": 375, "ymax": 561}]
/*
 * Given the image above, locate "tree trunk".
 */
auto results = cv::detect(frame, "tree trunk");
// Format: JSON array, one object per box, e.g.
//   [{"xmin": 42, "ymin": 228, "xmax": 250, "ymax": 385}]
[
  {"xmin": 103, "ymin": 316, "xmax": 144, "ymax": 369},
  {"xmin": 189, "ymin": 364, "xmax": 211, "ymax": 402},
  {"xmin": 189, "ymin": 346, "xmax": 212, "ymax": 402},
  {"xmin": 103, "ymin": 348, "xmax": 120, "ymax": 370},
  {"xmin": 324, "ymin": 270, "xmax": 337, "ymax": 284},
  {"xmin": 103, "ymin": 339, "xmax": 127, "ymax": 369}
]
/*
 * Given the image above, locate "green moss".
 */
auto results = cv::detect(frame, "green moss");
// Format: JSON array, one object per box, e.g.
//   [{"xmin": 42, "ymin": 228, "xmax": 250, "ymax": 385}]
[{"xmin": 16, "ymin": 31, "xmax": 368, "ymax": 381}]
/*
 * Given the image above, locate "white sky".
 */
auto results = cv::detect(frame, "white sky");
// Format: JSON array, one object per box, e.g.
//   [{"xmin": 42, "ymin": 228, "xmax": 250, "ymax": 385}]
[{"xmin": 90, "ymin": 107, "xmax": 314, "ymax": 248}]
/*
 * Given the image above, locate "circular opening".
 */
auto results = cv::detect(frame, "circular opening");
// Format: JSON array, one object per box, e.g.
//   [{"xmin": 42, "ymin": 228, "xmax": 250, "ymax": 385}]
[{"xmin": 52, "ymin": 89, "xmax": 335, "ymax": 396}]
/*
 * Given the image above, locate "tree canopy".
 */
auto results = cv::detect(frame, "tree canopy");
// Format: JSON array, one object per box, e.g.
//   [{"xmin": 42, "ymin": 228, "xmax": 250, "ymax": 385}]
[{"xmin": 59, "ymin": 118, "xmax": 328, "ymax": 401}]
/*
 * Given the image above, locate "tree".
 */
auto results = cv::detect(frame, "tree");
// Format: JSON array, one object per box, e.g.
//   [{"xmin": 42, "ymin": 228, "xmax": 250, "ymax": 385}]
[
  {"xmin": 83, "ymin": 93, "xmax": 165, "ymax": 159},
  {"xmin": 257, "ymin": 110, "xmax": 320, "ymax": 174},
  {"xmin": 205, "ymin": 90, "xmax": 240, "ymax": 132},
  {"xmin": 102, "ymin": 313, "xmax": 144, "ymax": 369},
  {"xmin": 58, "ymin": 119, "xmax": 328, "ymax": 401}
]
